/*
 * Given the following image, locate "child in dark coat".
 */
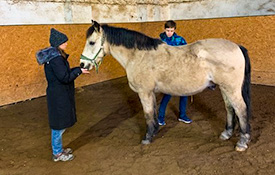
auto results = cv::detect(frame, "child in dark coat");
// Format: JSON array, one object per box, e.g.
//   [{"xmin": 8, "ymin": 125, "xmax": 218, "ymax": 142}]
[{"xmin": 36, "ymin": 28, "xmax": 89, "ymax": 161}]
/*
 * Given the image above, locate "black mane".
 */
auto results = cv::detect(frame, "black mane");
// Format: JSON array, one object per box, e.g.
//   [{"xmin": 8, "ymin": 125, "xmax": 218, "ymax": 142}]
[{"xmin": 87, "ymin": 24, "xmax": 163, "ymax": 50}]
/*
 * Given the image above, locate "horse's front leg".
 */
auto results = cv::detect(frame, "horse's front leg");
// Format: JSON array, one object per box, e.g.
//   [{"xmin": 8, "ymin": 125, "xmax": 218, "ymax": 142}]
[{"xmin": 138, "ymin": 91, "xmax": 159, "ymax": 144}]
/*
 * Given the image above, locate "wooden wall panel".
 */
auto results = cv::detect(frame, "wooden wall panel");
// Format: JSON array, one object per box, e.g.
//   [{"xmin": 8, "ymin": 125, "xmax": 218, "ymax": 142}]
[
  {"xmin": 0, "ymin": 15, "xmax": 274, "ymax": 106},
  {"xmin": 0, "ymin": 24, "xmax": 129, "ymax": 106}
]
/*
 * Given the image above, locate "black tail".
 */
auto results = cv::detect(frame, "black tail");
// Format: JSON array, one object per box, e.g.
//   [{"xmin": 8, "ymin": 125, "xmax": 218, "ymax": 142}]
[{"xmin": 239, "ymin": 45, "xmax": 251, "ymax": 133}]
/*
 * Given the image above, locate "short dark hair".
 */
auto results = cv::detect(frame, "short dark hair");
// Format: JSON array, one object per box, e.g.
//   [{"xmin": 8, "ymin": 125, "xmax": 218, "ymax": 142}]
[{"xmin": 164, "ymin": 20, "xmax": 176, "ymax": 29}]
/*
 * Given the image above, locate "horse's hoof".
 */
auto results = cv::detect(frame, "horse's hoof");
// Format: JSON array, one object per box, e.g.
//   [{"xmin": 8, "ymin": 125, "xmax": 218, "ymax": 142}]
[
  {"xmin": 141, "ymin": 139, "xmax": 151, "ymax": 145},
  {"xmin": 219, "ymin": 130, "xmax": 232, "ymax": 140},
  {"xmin": 235, "ymin": 145, "xmax": 247, "ymax": 152},
  {"xmin": 220, "ymin": 134, "xmax": 229, "ymax": 140},
  {"xmin": 235, "ymin": 134, "xmax": 250, "ymax": 151}
]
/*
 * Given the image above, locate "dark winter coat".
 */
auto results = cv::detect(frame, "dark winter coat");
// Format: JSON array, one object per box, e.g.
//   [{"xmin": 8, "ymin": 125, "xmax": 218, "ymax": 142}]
[{"xmin": 36, "ymin": 47, "xmax": 82, "ymax": 130}]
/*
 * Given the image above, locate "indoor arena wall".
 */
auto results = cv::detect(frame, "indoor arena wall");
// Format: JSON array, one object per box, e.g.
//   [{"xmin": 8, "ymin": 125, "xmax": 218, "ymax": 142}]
[{"xmin": 0, "ymin": 0, "xmax": 274, "ymax": 106}]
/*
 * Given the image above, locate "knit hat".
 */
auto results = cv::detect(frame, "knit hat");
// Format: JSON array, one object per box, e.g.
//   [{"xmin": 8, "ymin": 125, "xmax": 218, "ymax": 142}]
[{"xmin": 49, "ymin": 28, "xmax": 68, "ymax": 47}]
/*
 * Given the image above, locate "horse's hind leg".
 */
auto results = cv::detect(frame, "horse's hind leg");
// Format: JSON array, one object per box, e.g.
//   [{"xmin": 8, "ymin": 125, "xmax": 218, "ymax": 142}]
[
  {"xmin": 220, "ymin": 89, "xmax": 250, "ymax": 151},
  {"xmin": 234, "ymin": 103, "xmax": 251, "ymax": 151},
  {"xmin": 219, "ymin": 92, "xmax": 236, "ymax": 140},
  {"xmin": 138, "ymin": 91, "xmax": 159, "ymax": 144}
]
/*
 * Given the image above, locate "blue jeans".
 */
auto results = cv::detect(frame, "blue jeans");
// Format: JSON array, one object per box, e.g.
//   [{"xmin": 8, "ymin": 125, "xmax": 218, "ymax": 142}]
[
  {"xmin": 51, "ymin": 129, "xmax": 65, "ymax": 155},
  {"xmin": 158, "ymin": 94, "xmax": 188, "ymax": 120}
]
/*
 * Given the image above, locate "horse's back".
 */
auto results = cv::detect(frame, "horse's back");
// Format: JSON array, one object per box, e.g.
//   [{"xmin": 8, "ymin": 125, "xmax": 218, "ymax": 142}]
[
  {"xmin": 191, "ymin": 39, "xmax": 245, "ymax": 89},
  {"xmin": 190, "ymin": 39, "xmax": 242, "ymax": 62}
]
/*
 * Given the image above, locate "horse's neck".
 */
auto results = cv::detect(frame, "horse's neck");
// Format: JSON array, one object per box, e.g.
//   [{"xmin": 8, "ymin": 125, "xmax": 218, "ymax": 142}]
[{"xmin": 109, "ymin": 45, "xmax": 133, "ymax": 69}]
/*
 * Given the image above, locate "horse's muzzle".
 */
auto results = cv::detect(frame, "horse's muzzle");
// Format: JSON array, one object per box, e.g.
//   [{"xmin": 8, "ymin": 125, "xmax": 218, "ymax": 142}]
[
  {"xmin": 80, "ymin": 62, "xmax": 91, "ymax": 70},
  {"xmin": 85, "ymin": 64, "xmax": 91, "ymax": 70}
]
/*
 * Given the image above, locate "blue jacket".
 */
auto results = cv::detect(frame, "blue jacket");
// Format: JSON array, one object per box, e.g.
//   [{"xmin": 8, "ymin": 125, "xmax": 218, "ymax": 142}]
[{"xmin": 159, "ymin": 32, "xmax": 187, "ymax": 46}]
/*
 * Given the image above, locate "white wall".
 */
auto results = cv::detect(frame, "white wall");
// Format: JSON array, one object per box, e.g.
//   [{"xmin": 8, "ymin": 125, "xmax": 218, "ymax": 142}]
[
  {"xmin": 0, "ymin": 0, "xmax": 274, "ymax": 25},
  {"xmin": 0, "ymin": 0, "xmax": 92, "ymax": 25}
]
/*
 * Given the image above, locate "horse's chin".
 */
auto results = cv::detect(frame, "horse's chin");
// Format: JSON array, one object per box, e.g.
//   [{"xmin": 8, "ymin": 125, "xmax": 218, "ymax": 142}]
[
  {"xmin": 84, "ymin": 64, "xmax": 92, "ymax": 70},
  {"xmin": 86, "ymin": 67, "xmax": 93, "ymax": 71},
  {"xmin": 88, "ymin": 66, "xmax": 93, "ymax": 71}
]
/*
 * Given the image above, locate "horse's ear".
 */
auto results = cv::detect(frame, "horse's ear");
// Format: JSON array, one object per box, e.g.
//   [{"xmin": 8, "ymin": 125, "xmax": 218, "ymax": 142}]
[{"xmin": 91, "ymin": 20, "xmax": 100, "ymax": 33}]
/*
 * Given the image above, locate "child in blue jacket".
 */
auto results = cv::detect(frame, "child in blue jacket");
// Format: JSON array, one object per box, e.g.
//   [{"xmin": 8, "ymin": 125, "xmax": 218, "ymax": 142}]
[{"xmin": 158, "ymin": 20, "xmax": 192, "ymax": 126}]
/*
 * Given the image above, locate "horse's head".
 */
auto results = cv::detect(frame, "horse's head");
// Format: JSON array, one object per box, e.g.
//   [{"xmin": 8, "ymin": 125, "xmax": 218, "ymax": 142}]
[{"xmin": 80, "ymin": 20, "xmax": 106, "ymax": 72}]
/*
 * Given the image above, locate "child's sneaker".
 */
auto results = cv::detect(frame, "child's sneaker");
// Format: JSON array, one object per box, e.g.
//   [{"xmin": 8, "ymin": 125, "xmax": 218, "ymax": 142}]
[
  {"xmin": 52, "ymin": 152, "xmax": 74, "ymax": 162},
  {"xmin": 158, "ymin": 118, "xmax": 166, "ymax": 126},
  {"xmin": 178, "ymin": 115, "xmax": 192, "ymax": 124}
]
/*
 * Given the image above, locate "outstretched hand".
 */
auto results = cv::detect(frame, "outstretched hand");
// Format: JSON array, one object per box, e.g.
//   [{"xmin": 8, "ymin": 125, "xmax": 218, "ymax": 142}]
[{"xmin": 81, "ymin": 68, "xmax": 90, "ymax": 74}]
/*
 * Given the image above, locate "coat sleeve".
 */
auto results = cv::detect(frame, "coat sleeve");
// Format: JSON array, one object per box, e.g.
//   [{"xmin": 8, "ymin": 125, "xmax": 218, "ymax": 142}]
[{"xmin": 50, "ymin": 56, "xmax": 82, "ymax": 84}]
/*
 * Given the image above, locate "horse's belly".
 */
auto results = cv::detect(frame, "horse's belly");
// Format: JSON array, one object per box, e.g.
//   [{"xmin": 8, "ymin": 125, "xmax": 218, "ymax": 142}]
[{"xmin": 155, "ymin": 81, "xmax": 209, "ymax": 96}]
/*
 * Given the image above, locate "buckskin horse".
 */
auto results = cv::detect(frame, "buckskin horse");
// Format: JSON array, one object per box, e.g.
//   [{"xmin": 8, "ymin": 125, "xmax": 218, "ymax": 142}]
[{"xmin": 80, "ymin": 21, "xmax": 251, "ymax": 151}]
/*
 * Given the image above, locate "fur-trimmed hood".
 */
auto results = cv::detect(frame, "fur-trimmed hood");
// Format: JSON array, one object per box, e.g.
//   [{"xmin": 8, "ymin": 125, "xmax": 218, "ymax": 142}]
[{"xmin": 36, "ymin": 47, "xmax": 61, "ymax": 65}]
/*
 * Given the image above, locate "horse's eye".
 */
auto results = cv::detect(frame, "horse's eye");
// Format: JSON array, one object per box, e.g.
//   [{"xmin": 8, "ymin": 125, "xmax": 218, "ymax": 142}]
[{"xmin": 89, "ymin": 41, "xmax": 95, "ymax": 45}]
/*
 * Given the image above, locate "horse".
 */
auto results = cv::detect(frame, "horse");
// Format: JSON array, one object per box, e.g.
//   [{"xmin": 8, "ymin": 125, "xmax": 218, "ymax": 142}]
[{"xmin": 80, "ymin": 20, "xmax": 251, "ymax": 152}]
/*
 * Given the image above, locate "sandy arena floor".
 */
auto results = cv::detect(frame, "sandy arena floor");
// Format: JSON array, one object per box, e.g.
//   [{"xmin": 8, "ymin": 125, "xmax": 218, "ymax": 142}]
[{"xmin": 0, "ymin": 76, "xmax": 274, "ymax": 175}]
